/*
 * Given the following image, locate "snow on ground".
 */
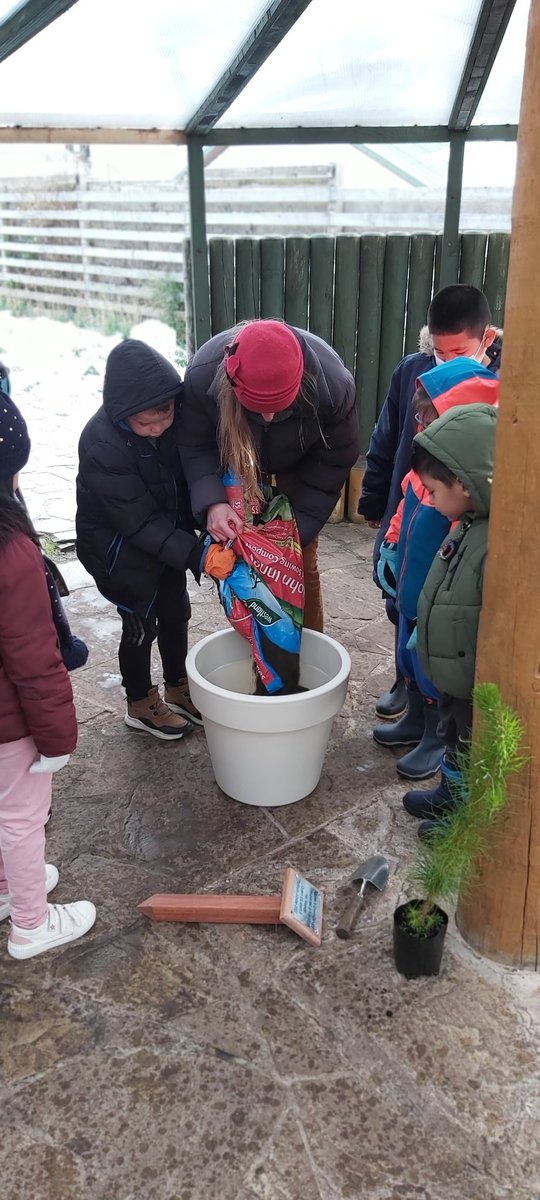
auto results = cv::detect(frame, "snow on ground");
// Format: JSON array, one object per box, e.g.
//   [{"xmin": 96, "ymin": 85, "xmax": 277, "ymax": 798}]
[{"xmin": 0, "ymin": 311, "xmax": 180, "ymax": 543}]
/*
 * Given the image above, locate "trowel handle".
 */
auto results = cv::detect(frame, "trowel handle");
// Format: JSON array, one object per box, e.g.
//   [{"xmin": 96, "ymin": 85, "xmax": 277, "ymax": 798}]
[{"xmin": 336, "ymin": 887, "xmax": 366, "ymax": 940}]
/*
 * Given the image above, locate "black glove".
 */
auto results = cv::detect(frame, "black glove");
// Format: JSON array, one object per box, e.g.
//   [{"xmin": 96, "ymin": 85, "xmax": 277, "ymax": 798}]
[{"xmin": 121, "ymin": 611, "xmax": 147, "ymax": 647}]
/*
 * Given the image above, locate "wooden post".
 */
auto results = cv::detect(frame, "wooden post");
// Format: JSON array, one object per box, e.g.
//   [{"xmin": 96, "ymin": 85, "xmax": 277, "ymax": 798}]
[
  {"xmin": 483, "ymin": 232, "xmax": 511, "ymax": 330},
  {"xmin": 309, "ymin": 236, "xmax": 335, "ymax": 344},
  {"xmin": 459, "ymin": 232, "xmax": 488, "ymax": 291},
  {"xmin": 456, "ymin": 0, "xmax": 540, "ymax": 966},
  {"xmin": 209, "ymin": 237, "xmax": 235, "ymax": 335},
  {"xmin": 376, "ymin": 234, "xmax": 410, "ymax": 416}
]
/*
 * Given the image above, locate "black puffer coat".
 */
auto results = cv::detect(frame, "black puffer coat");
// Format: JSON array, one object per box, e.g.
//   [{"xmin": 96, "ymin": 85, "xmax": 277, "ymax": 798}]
[
  {"xmin": 76, "ymin": 340, "xmax": 197, "ymax": 616},
  {"xmin": 178, "ymin": 327, "xmax": 360, "ymax": 546}
]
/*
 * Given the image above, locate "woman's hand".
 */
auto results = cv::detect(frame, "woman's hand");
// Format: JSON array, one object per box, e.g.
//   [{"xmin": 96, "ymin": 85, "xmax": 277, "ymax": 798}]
[{"xmin": 206, "ymin": 503, "xmax": 244, "ymax": 543}]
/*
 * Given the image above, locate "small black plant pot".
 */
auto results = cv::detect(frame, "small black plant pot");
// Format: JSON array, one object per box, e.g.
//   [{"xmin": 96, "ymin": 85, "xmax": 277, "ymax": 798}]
[{"xmin": 393, "ymin": 900, "xmax": 448, "ymax": 978}]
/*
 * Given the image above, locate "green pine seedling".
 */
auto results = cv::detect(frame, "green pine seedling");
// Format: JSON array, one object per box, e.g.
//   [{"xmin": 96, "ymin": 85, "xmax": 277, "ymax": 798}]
[{"xmin": 404, "ymin": 682, "xmax": 527, "ymax": 937}]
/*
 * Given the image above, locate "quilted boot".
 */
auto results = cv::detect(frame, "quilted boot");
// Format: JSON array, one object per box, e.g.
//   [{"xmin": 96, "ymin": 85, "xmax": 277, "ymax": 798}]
[
  {"xmin": 396, "ymin": 698, "xmax": 445, "ymax": 780},
  {"xmin": 373, "ymin": 684, "xmax": 424, "ymax": 748}
]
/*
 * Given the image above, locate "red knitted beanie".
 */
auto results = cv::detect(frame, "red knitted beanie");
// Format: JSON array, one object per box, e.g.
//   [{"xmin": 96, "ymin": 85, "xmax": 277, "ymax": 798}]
[{"xmin": 224, "ymin": 321, "xmax": 304, "ymax": 413}]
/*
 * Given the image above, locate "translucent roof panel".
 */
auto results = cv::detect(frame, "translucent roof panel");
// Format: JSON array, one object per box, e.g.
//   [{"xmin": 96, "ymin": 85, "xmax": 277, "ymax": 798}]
[
  {"xmin": 473, "ymin": 0, "xmax": 529, "ymax": 125},
  {"xmin": 0, "ymin": 0, "xmax": 268, "ymax": 129},
  {"xmin": 217, "ymin": 0, "xmax": 484, "ymax": 129},
  {"xmin": 0, "ymin": 1, "xmax": 21, "ymax": 18}
]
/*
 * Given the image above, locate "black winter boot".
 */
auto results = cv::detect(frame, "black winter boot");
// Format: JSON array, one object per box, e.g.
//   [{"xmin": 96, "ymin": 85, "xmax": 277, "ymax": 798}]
[
  {"xmin": 402, "ymin": 755, "xmax": 465, "ymax": 819},
  {"xmin": 373, "ymin": 685, "xmax": 424, "ymax": 748},
  {"xmin": 375, "ymin": 676, "xmax": 407, "ymax": 720},
  {"xmin": 396, "ymin": 699, "xmax": 445, "ymax": 779}
]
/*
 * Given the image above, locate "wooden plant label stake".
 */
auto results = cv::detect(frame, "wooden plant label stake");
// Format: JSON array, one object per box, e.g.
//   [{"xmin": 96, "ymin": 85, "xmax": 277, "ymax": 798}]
[
  {"xmin": 139, "ymin": 869, "xmax": 324, "ymax": 946},
  {"xmin": 279, "ymin": 868, "xmax": 323, "ymax": 947}
]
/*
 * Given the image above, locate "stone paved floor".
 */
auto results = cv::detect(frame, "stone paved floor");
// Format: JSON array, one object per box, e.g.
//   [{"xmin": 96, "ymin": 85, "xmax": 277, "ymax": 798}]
[{"xmin": 1, "ymin": 524, "xmax": 539, "ymax": 1200}]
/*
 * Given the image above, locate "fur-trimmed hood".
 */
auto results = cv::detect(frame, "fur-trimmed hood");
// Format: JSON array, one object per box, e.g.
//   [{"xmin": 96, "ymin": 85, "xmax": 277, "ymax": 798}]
[{"xmin": 418, "ymin": 324, "xmax": 503, "ymax": 367}]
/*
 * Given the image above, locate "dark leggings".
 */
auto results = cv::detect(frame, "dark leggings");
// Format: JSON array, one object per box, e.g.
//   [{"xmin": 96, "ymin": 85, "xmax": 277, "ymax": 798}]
[{"xmin": 118, "ymin": 569, "xmax": 191, "ymax": 702}]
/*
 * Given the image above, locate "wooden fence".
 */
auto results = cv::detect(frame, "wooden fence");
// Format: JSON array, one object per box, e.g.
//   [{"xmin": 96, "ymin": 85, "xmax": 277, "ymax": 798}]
[
  {"xmin": 0, "ymin": 174, "xmax": 510, "ymax": 521},
  {"xmin": 203, "ymin": 230, "xmax": 510, "ymax": 455},
  {"xmin": 0, "ymin": 169, "xmax": 512, "ymax": 327}
]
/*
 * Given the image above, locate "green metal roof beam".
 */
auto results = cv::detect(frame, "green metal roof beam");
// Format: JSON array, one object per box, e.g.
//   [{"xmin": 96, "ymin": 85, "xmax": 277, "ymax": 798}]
[
  {"xmin": 185, "ymin": 0, "xmax": 313, "ymax": 136},
  {"xmin": 353, "ymin": 144, "xmax": 426, "ymax": 187},
  {"xmin": 450, "ymin": 0, "xmax": 518, "ymax": 131},
  {"xmin": 0, "ymin": 0, "xmax": 79, "ymax": 65},
  {"xmin": 205, "ymin": 124, "xmax": 517, "ymax": 145}
]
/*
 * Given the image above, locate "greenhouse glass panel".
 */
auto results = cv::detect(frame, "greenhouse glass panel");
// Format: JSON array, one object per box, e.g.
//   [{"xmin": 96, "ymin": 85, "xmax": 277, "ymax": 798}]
[
  {"xmin": 217, "ymin": 0, "xmax": 484, "ymax": 128},
  {"xmin": 0, "ymin": 0, "xmax": 267, "ymax": 129}
]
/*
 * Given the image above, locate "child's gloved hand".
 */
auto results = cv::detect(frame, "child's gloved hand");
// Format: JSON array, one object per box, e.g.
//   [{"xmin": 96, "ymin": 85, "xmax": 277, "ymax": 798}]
[
  {"xmin": 29, "ymin": 754, "xmax": 70, "ymax": 775},
  {"xmin": 406, "ymin": 626, "xmax": 417, "ymax": 650},
  {"xmin": 202, "ymin": 541, "xmax": 236, "ymax": 580},
  {"xmin": 121, "ymin": 612, "xmax": 146, "ymax": 646},
  {"xmin": 376, "ymin": 540, "xmax": 398, "ymax": 598}
]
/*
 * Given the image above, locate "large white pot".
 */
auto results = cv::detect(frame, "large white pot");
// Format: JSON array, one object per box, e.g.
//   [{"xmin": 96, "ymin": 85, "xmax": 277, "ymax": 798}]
[{"xmin": 185, "ymin": 628, "xmax": 351, "ymax": 807}]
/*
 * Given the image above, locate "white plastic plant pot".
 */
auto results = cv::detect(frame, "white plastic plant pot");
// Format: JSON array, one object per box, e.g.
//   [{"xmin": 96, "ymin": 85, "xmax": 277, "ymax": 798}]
[{"xmin": 185, "ymin": 628, "xmax": 351, "ymax": 807}]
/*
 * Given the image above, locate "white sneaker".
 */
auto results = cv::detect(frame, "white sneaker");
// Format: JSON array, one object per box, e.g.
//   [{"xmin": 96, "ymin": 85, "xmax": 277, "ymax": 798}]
[
  {"xmin": 8, "ymin": 900, "xmax": 96, "ymax": 960},
  {"xmin": 0, "ymin": 863, "xmax": 59, "ymax": 922}
]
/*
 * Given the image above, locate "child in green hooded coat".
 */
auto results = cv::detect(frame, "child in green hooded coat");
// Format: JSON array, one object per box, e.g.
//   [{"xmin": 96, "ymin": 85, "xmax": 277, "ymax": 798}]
[{"xmin": 404, "ymin": 402, "xmax": 498, "ymax": 838}]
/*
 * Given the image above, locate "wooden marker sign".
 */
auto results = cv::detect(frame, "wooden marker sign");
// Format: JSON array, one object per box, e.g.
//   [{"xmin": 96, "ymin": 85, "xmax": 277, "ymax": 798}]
[
  {"xmin": 279, "ymin": 868, "xmax": 323, "ymax": 947},
  {"xmin": 139, "ymin": 868, "xmax": 323, "ymax": 947}
]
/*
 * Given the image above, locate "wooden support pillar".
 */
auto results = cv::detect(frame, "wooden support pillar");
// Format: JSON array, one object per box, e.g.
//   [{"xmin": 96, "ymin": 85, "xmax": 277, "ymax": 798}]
[{"xmin": 456, "ymin": 0, "xmax": 540, "ymax": 967}]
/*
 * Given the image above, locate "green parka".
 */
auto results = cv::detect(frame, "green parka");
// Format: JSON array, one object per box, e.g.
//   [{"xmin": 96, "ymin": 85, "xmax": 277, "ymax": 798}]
[{"xmin": 416, "ymin": 403, "xmax": 498, "ymax": 700}]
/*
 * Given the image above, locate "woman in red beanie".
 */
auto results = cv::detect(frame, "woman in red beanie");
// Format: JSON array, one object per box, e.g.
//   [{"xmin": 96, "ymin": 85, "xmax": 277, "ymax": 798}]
[{"xmin": 178, "ymin": 321, "xmax": 359, "ymax": 630}]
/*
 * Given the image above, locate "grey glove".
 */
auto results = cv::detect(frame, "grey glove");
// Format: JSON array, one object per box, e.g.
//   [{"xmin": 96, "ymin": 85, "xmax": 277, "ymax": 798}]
[{"xmin": 121, "ymin": 611, "xmax": 146, "ymax": 647}]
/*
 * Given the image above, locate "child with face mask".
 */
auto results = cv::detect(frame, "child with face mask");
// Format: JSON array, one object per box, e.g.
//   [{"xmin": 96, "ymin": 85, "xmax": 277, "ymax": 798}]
[
  {"xmin": 372, "ymin": 359, "xmax": 499, "ymax": 788},
  {"xmin": 359, "ymin": 285, "xmax": 501, "ymax": 723},
  {"xmin": 0, "ymin": 396, "xmax": 96, "ymax": 959}
]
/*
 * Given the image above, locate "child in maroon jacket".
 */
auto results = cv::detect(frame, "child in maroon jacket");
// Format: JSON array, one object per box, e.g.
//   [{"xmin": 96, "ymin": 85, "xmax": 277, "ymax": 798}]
[{"xmin": 0, "ymin": 396, "xmax": 96, "ymax": 960}]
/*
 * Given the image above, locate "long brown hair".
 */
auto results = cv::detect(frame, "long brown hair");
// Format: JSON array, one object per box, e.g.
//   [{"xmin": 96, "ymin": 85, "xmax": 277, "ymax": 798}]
[
  {"xmin": 216, "ymin": 365, "xmax": 263, "ymax": 503},
  {"xmin": 216, "ymin": 362, "xmax": 320, "ymax": 503},
  {"xmin": 0, "ymin": 477, "xmax": 40, "ymax": 553}
]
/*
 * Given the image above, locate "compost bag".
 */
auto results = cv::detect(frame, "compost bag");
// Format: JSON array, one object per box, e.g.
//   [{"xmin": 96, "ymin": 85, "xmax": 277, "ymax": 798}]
[{"xmin": 216, "ymin": 472, "xmax": 305, "ymax": 694}]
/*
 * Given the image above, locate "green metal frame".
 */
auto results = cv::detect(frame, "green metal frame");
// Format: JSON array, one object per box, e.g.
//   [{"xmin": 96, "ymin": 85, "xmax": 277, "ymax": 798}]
[
  {"xmin": 0, "ymin": 0, "xmax": 78, "ymax": 65},
  {"xmin": 439, "ymin": 133, "xmax": 466, "ymax": 289},
  {"xmin": 202, "ymin": 124, "xmax": 517, "ymax": 145},
  {"xmin": 187, "ymin": 138, "xmax": 211, "ymax": 346},
  {"xmin": 450, "ymin": 0, "xmax": 519, "ymax": 130},
  {"xmin": 0, "ymin": 0, "xmax": 522, "ymax": 341},
  {"xmin": 186, "ymin": 0, "xmax": 314, "ymax": 136},
  {"xmin": 352, "ymin": 145, "xmax": 426, "ymax": 188}
]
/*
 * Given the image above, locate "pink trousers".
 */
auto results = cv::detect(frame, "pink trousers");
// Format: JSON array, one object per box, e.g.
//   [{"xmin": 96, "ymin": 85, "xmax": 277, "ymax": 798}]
[{"xmin": 0, "ymin": 736, "xmax": 50, "ymax": 928}]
